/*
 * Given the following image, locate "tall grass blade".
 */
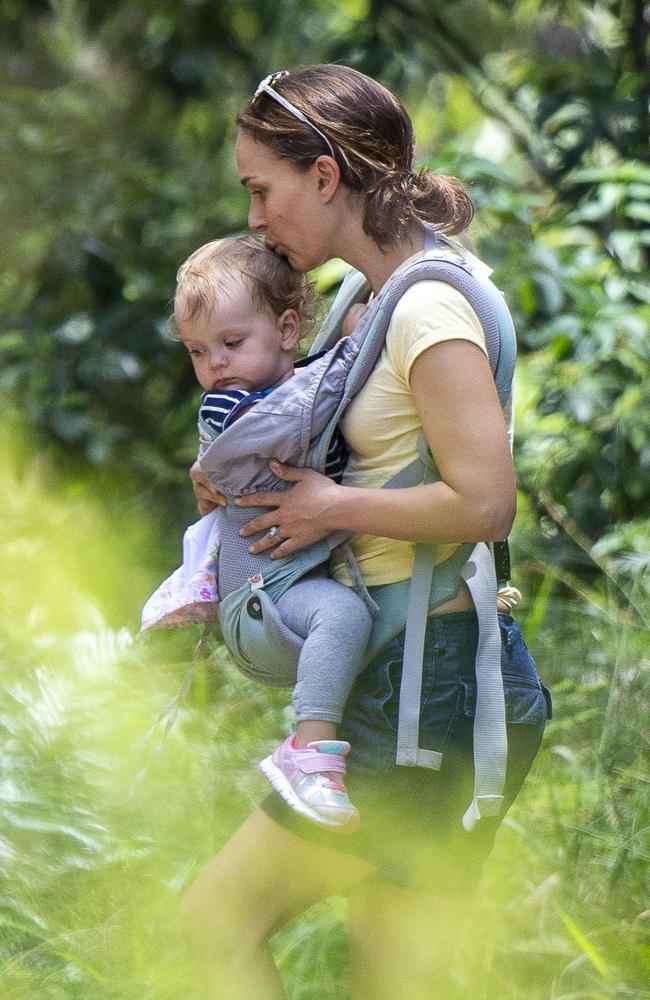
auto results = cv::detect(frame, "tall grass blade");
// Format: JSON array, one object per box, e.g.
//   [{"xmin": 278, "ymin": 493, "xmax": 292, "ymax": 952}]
[{"xmin": 557, "ymin": 910, "xmax": 613, "ymax": 983}]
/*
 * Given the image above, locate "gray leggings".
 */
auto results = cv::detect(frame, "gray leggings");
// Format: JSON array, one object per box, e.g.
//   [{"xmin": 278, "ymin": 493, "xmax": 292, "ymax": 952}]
[{"xmin": 276, "ymin": 575, "xmax": 373, "ymax": 724}]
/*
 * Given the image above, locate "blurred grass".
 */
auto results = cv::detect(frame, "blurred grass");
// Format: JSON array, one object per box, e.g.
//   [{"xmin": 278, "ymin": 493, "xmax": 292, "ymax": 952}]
[{"xmin": 1, "ymin": 423, "xmax": 649, "ymax": 999}]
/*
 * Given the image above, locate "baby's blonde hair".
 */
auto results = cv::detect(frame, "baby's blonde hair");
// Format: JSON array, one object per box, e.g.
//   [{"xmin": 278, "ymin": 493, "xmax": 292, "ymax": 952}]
[{"xmin": 172, "ymin": 234, "xmax": 318, "ymax": 334}]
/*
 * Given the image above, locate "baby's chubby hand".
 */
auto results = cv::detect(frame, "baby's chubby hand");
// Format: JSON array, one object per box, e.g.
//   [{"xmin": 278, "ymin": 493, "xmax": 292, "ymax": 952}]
[
  {"xmin": 341, "ymin": 303, "xmax": 368, "ymax": 338},
  {"xmin": 189, "ymin": 461, "xmax": 226, "ymax": 515}
]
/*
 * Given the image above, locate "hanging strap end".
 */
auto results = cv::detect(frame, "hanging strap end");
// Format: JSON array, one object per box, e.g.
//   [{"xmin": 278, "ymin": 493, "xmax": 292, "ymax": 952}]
[
  {"xmin": 462, "ymin": 794, "xmax": 503, "ymax": 832},
  {"xmin": 396, "ymin": 746, "xmax": 442, "ymax": 770}
]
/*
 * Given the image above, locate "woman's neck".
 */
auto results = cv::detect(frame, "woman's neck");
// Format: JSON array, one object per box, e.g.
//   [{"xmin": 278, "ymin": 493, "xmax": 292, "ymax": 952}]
[{"xmin": 336, "ymin": 221, "xmax": 426, "ymax": 295}]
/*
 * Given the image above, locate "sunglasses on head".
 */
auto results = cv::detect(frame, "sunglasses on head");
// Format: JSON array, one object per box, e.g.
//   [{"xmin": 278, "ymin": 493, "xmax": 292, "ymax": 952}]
[{"xmin": 253, "ymin": 71, "xmax": 335, "ymax": 159}]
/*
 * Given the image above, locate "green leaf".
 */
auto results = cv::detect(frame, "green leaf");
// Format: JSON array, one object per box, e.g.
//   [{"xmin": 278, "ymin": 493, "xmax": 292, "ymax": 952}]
[
  {"xmin": 625, "ymin": 201, "xmax": 650, "ymax": 224},
  {"xmin": 569, "ymin": 161, "xmax": 650, "ymax": 184}
]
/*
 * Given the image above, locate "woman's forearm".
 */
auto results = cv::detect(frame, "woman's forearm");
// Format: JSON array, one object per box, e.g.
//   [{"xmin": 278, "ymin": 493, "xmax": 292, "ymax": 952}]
[
  {"xmin": 328, "ymin": 478, "xmax": 516, "ymax": 545},
  {"xmin": 236, "ymin": 463, "xmax": 514, "ymax": 559}
]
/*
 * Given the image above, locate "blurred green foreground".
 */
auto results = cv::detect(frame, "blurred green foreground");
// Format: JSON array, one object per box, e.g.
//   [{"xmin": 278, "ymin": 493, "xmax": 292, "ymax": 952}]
[
  {"xmin": 1, "ymin": 426, "xmax": 648, "ymax": 999},
  {"xmin": 2, "ymin": 0, "xmax": 649, "ymax": 996}
]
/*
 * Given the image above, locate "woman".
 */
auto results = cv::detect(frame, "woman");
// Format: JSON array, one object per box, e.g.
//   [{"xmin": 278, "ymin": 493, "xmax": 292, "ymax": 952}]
[{"xmin": 183, "ymin": 65, "xmax": 549, "ymax": 1000}]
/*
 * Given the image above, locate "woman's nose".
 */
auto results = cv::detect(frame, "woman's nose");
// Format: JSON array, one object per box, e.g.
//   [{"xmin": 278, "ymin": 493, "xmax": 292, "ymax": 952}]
[{"xmin": 248, "ymin": 204, "xmax": 265, "ymax": 231}]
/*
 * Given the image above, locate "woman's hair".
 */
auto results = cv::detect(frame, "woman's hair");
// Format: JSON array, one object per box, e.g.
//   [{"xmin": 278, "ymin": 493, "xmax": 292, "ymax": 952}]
[
  {"xmin": 237, "ymin": 65, "xmax": 474, "ymax": 247},
  {"xmin": 172, "ymin": 234, "xmax": 318, "ymax": 333}
]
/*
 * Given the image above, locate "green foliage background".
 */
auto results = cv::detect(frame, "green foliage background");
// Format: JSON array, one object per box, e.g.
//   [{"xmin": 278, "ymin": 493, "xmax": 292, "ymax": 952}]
[
  {"xmin": 1, "ymin": 1, "xmax": 649, "ymax": 997},
  {"xmin": 2, "ymin": 0, "xmax": 649, "ymax": 583}
]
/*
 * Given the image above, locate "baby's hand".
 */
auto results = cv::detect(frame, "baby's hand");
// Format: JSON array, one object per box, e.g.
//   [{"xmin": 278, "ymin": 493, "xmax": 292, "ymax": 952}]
[
  {"xmin": 341, "ymin": 303, "xmax": 368, "ymax": 338},
  {"xmin": 190, "ymin": 461, "xmax": 226, "ymax": 515}
]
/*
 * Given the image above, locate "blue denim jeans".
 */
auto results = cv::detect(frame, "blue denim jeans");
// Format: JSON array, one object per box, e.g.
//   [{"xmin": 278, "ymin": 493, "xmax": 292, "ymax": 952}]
[{"xmin": 262, "ymin": 612, "xmax": 551, "ymax": 895}]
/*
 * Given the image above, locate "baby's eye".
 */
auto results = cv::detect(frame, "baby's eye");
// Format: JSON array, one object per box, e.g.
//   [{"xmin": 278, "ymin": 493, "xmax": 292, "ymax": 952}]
[
  {"xmin": 225, "ymin": 339, "xmax": 244, "ymax": 349},
  {"xmin": 188, "ymin": 348, "xmax": 205, "ymax": 358}
]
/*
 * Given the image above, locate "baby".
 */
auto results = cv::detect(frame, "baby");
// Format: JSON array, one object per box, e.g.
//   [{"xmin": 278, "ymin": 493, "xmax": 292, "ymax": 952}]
[{"xmin": 142, "ymin": 236, "xmax": 372, "ymax": 832}]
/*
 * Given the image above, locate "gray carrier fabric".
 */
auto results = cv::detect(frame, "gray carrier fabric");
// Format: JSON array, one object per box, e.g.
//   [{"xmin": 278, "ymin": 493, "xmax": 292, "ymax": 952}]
[
  {"xmin": 200, "ymin": 332, "xmax": 367, "ymax": 603},
  {"xmin": 200, "ymin": 232, "xmax": 517, "ymax": 830}
]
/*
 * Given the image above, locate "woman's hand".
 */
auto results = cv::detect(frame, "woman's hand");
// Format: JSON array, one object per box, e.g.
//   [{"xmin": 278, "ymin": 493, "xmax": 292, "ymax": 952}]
[
  {"xmin": 235, "ymin": 461, "xmax": 342, "ymax": 558},
  {"xmin": 190, "ymin": 461, "xmax": 226, "ymax": 516}
]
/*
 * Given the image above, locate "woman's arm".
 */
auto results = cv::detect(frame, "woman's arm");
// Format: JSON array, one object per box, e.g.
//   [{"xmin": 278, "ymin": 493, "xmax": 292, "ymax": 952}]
[{"xmin": 237, "ymin": 339, "xmax": 515, "ymax": 559}]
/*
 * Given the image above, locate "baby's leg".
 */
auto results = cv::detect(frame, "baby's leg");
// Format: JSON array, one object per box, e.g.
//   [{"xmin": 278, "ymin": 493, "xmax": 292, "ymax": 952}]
[
  {"xmin": 260, "ymin": 575, "xmax": 371, "ymax": 830},
  {"xmin": 275, "ymin": 574, "xmax": 373, "ymax": 746}
]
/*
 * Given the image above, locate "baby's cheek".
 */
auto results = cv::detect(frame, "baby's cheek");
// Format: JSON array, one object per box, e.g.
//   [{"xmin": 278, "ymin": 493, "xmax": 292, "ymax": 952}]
[{"xmin": 193, "ymin": 364, "xmax": 208, "ymax": 389}]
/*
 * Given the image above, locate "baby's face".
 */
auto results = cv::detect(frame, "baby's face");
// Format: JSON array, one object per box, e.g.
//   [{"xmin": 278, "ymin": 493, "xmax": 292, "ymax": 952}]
[{"xmin": 177, "ymin": 274, "xmax": 298, "ymax": 393}]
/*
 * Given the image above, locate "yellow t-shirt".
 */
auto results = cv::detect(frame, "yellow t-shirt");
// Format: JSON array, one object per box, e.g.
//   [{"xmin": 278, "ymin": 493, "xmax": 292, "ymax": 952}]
[{"xmin": 330, "ymin": 279, "xmax": 487, "ymax": 587}]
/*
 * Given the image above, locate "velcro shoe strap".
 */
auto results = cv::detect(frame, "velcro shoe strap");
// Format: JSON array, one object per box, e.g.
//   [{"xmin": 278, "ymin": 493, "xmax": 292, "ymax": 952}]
[{"xmin": 298, "ymin": 753, "xmax": 347, "ymax": 774}]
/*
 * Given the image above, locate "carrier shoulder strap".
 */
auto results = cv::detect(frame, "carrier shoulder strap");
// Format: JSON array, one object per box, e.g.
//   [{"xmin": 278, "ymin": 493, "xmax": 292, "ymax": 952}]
[{"xmin": 311, "ymin": 233, "xmax": 515, "ymax": 407}]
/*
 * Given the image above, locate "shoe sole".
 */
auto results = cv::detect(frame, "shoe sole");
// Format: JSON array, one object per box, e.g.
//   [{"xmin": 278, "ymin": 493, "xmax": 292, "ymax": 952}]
[{"xmin": 258, "ymin": 755, "xmax": 359, "ymax": 835}]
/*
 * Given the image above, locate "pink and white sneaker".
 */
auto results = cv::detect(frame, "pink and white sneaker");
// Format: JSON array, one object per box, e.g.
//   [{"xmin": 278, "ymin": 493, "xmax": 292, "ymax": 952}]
[{"xmin": 259, "ymin": 736, "xmax": 359, "ymax": 833}]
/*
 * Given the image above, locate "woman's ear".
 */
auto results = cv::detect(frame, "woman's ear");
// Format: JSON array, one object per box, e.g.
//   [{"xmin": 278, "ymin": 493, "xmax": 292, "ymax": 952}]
[
  {"xmin": 277, "ymin": 309, "xmax": 302, "ymax": 351},
  {"xmin": 313, "ymin": 155, "xmax": 341, "ymax": 204}
]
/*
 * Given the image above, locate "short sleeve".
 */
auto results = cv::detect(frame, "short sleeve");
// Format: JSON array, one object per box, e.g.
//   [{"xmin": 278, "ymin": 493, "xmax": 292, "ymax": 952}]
[{"xmin": 385, "ymin": 280, "xmax": 487, "ymax": 385}]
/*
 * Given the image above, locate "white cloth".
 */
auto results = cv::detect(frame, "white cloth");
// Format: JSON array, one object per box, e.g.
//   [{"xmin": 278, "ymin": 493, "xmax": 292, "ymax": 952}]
[{"xmin": 140, "ymin": 512, "xmax": 220, "ymax": 630}]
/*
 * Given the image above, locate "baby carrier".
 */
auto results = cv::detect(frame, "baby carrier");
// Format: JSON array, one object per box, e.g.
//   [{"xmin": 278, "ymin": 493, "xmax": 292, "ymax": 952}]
[{"xmin": 200, "ymin": 232, "xmax": 517, "ymax": 831}]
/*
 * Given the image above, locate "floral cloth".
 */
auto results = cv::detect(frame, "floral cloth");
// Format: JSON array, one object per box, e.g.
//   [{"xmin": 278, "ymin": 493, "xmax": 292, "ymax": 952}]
[{"xmin": 141, "ymin": 510, "xmax": 220, "ymax": 630}]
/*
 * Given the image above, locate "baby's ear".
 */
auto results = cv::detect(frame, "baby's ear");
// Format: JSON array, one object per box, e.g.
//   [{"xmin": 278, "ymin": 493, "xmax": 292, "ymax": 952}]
[{"xmin": 277, "ymin": 308, "xmax": 301, "ymax": 351}]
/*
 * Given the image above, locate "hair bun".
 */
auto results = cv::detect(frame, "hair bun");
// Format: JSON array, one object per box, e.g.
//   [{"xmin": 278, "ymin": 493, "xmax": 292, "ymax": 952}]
[{"xmin": 410, "ymin": 169, "xmax": 474, "ymax": 234}]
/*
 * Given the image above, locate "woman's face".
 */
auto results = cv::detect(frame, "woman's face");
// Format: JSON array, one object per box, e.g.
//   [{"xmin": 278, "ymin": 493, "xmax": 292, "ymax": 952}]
[{"xmin": 235, "ymin": 131, "xmax": 334, "ymax": 273}]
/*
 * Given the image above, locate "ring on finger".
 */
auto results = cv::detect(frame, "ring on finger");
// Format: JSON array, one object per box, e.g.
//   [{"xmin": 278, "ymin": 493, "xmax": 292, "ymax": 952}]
[{"xmin": 268, "ymin": 526, "xmax": 279, "ymax": 539}]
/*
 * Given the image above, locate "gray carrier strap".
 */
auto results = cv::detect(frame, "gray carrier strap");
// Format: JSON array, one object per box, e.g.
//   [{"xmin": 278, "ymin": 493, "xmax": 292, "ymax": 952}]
[
  {"xmin": 394, "ymin": 539, "xmax": 507, "ymax": 798},
  {"xmin": 459, "ymin": 543, "xmax": 507, "ymax": 830},
  {"xmin": 391, "ymin": 449, "xmax": 507, "ymax": 828},
  {"xmin": 395, "ymin": 540, "xmax": 442, "ymax": 770},
  {"xmin": 311, "ymin": 232, "xmax": 515, "ymax": 407},
  {"xmin": 393, "ymin": 537, "xmax": 506, "ymax": 830}
]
